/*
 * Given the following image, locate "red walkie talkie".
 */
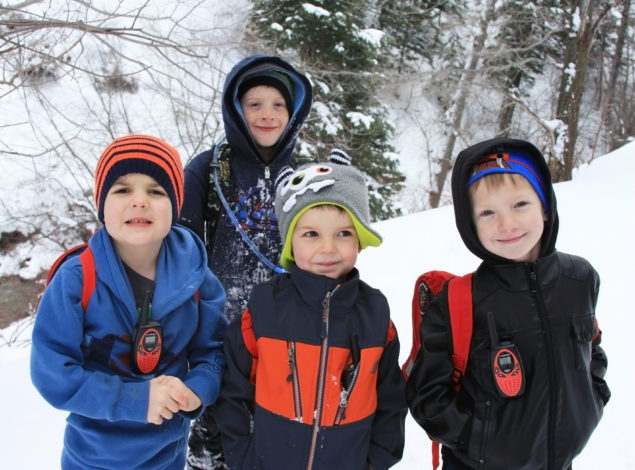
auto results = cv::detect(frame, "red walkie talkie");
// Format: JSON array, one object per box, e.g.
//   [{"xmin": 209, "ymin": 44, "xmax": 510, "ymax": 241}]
[
  {"xmin": 131, "ymin": 291, "xmax": 163, "ymax": 375},
  {"xmin": 487, "ymin": 312, "xmax": 525, "ymax": 398}
]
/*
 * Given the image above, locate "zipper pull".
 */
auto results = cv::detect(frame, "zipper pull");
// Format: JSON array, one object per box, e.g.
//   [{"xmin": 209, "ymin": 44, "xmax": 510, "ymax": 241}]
[
  {"xmin": 264, "ymin": 165, "xmax": 270, "ymax": 180},
  {"xmin": 341, "ymin": 333, "xmax": 360, "ymax": 390},
  {"xmin": 528, "ymin": 266, "xmax": 538, "ymax": 295},
  {"xmin": 287, "ymin": 342, "xmax": 295, "ymax": 381}
]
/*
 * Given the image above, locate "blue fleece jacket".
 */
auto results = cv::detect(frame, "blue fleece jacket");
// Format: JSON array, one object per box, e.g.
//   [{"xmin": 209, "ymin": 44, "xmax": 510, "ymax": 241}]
[{"xmin": 30, "ymin": 225, "xmax": 227, "ymax": 470}]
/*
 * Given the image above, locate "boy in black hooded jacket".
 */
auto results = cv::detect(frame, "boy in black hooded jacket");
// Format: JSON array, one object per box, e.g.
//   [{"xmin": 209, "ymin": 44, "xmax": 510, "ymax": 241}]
[{"xmin": 406, "ymin": 137, "xmax": 610, "ymax": 470}]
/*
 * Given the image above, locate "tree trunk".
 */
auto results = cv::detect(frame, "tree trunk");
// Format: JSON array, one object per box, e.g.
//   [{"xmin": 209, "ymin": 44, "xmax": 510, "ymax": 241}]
[
  {"xmin": 498, "ymin": 71, "xmax": 523, "ymax": 137},
  {"xmin": 429, "ymin": 0, "xmax": 494, "ymax": 208},
  {"xmin": 593, "ymin": 0, "xmax": 631, "ymax": 154},
  {"xmin": 554, "ymin": 0, "xmax": 611, "ymax": 181}
]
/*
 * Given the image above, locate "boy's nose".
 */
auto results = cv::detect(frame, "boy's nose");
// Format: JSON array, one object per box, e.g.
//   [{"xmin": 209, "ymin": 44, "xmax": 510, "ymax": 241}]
[
  {"xmin": 320, "ymin": 239, "xmax": 336, "ymax": 253},
  {"xmin": 259, "ymin": 106, "xmax": 275, "ymax": 119},
  {"xmin": 131, "ymin": 193, "xmax": 148, "ymax": 207},
  {"xmin": 498, "ymin": 214, "xmax": 518, "ymax": 232}
]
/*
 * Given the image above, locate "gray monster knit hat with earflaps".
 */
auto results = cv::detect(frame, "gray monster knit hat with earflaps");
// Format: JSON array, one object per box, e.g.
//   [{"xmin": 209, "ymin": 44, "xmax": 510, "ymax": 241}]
[{"xmin": 274, "ymin": 148, "xmax": 382, "ymax": 269}]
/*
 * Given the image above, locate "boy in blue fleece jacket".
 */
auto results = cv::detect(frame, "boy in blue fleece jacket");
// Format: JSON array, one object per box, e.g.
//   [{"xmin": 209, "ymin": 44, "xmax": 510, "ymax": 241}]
[{"xmin": 30, "ymin": 134, "xmax": 227, "ymax": 470}]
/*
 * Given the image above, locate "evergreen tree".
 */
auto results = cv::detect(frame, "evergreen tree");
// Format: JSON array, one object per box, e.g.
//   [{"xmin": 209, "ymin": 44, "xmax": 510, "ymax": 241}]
[
  {"xmin": 377, "ymin": 0, "xmax": 459, "ymax": 73},
  {"xmin": 249, "ymin": 0, "xmax": 404, "ymax": 220}
]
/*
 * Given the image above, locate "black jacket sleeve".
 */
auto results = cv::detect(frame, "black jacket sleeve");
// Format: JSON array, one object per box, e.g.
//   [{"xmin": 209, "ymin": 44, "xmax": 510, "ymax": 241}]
[
  {"xmin": 368, "ymin": 321, "xmax": 408, "ymax": 470},
  {"xmin": 590, "ymin": 274, "xmax": 611, "ymax": 405},
  {"xmin": 215, "ymin": 314, "xmax": 257, "ymax": 470},
  {"xmin": 405, "ymin": 290, "xmax": 474, "ymax": 449}
]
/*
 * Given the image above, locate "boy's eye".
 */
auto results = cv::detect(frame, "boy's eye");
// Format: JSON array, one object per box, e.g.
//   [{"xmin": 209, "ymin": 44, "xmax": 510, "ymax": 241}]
[
  {"xmin": 302, "ymin": 230, "xmax": 318, "ymax": 238},
  {"xmin": 479, "ymin": 209, "xmax": 494, "ymax": 217},
  {"xmin": 339, "ymin": 230, "xmax": 354, "ymax": 237},
  {"xmin": 150, "ymin": 188, "xmax": 167, "ymax": 196},
  {"xmin": 514, "ymin": 200, "xmax": 529, "ymax": 209}
]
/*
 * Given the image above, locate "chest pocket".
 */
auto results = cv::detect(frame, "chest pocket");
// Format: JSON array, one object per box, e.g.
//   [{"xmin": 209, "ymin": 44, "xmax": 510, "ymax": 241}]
[{"xmin": 570, "ymin": 317, "xmax": 596, "ymax": 371}]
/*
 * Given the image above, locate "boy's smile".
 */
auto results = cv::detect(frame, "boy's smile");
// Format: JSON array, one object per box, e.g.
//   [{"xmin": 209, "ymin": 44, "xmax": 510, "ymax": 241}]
[{"xmin": 470, "ymin": 175, "xmax": 547, "ymax": 262}]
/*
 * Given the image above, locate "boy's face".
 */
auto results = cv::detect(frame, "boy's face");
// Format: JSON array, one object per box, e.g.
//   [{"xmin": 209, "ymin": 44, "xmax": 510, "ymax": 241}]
[
  {"xmin": 103, "ymin": 173, "xmax": 172, "ymax": 254},
  {"xmin": 470, "ymin": 174, "xmax": 547, "ymax": 263},
  {"xmin": 240, "ymin": 85, "xmax": 290, "ymax": 148},
  {"xmin": 291, "ymin": 205, "xmax": 361, "ymax": 279}
]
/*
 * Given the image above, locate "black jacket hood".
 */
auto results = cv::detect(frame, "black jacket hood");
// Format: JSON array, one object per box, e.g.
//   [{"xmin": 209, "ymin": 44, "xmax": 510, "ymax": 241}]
[
  {"xmin": 450, "ymin": 137, "xmax": 559, "ymax": 264},
  {"xmin": 221, "ymin": 54, "xmax": 312, "ymax": 188}
]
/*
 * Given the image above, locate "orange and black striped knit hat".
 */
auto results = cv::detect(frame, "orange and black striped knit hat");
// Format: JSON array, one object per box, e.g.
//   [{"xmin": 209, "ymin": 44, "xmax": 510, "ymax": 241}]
[{"xmin": 94, "ymin": 134, "xmax": 184, "ymax": 224}]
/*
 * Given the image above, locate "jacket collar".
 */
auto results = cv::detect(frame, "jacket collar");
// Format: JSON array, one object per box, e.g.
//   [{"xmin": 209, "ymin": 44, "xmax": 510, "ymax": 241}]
[
  {"xmin": 289, "ymin": 264, "xmax": 360, "ymax": 313},
  {"xmin": 479, "ymin": 251, "xmax": 561, "ymax": 290}
]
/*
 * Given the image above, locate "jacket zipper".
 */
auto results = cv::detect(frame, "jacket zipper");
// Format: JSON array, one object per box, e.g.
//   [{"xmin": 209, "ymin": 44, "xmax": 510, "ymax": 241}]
[
  {"xmin": 529, "ymin": 265, "xmax": 556, "ymax": 469},
  {"xmin": 305, "ymin": 286, "xmax": 338, "ymax": 470},
  {"xmin": 287, "ymin": 340, "xmax": 303, "ymax": 421},
  {"xmin": 334, "ymin": 362, "xmax": 360, "ymax": 424}
]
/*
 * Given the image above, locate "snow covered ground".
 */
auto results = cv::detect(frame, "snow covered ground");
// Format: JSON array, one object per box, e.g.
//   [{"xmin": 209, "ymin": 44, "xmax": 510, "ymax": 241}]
[{"xmin": 1, "ymin": 140, "xmax": 633, "ymax": 469}]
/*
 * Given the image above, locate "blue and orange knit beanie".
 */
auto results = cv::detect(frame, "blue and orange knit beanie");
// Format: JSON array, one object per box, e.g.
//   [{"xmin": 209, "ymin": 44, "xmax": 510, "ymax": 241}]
[
  {"xmin": 467, "ymin": 151, "xmax": 548, "ymax": 209},
  {"xmin": 94, "ymin": 134, "xmax": 184, "ymax": 224}
]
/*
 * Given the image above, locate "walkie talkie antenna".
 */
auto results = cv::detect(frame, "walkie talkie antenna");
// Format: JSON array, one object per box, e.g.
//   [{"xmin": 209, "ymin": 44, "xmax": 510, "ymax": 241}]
[
  {"xmin": 139, "ymin": 290, "xmax": 152, "ymax": 323},
  {"xmin": 487, "ymin": 311, "xmax": 499, "ymax": 347}
]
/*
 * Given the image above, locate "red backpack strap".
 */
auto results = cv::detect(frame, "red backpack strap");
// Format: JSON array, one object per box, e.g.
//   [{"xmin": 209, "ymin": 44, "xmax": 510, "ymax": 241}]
[
  {"xmin": 241, "ymin": 310, "xmax": 258, "ymax": 384},
  {"xmin": 385, "ymin": 319, "xmax": 396, "ymax": 346},
  {"xmin": 431, "ymin": 272, "xmax": 473, "ymax": 470},
  {"xmin": 46, "ymin": 243, "xmax": 96, "ymax": 312},
  {"xmin": 432, "ymin": 440, "xmax": 441, "ymax": 470},
  {"xmin": 447, "ymin": 273, "xmax": 474, "ymax": 388},
  {"xmin": 402, "ymin": 270, "xmax": 456, "ymax": 378},
  {"xmin": 78, "ymin": 246, "xmax": 96, "ymax": 312}
]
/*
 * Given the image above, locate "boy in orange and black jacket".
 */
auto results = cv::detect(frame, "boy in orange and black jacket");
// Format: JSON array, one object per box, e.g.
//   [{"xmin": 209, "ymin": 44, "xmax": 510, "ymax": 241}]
[{"xmin": 215, "ymin": 148, "xmax": 407, "ymax": 470}]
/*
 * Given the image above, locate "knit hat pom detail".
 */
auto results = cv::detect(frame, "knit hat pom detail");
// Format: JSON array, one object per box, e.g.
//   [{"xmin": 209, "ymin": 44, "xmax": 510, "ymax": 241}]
[
  {"xmin": 274, "ymin": 166, "xmax": 295, "ymax": 194},
  {"xmin": 328, "ymin": 147, "xmax": 352, "ymax": 166}
]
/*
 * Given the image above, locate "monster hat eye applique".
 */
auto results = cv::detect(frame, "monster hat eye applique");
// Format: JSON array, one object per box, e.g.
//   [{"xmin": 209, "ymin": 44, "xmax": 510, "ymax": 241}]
[{"xmin": 280, "ymin": 164, "xmax": 335, "ymax": 213}]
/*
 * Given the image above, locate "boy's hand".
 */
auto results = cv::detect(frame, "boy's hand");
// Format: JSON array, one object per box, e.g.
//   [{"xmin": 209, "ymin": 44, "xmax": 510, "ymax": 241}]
[{"xmin": 147, "ymin": 375, "xmax": 202, "ymax": 425}]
